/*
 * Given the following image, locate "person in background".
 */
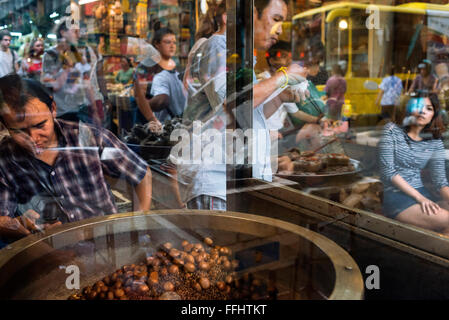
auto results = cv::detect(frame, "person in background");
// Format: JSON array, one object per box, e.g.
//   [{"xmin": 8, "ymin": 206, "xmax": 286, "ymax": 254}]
[
  {"xmin": 177, "ymin": 1, "xmax": 227, "ymax": 211},
  {"xmin": 306, "ymin": 40, "xmax": 328, "ymax": 86},
  {"xmin": 183, "ymin": 2, "xmax": 217, "ymax": 93},
  {"xmin": 375, "ymin": 65, "xmax": 403, "ymax": 122},
  {"xmin": 408, "ymin": 60, "xmax": 439, "ymax": 95},
  {"xmin": 292, "ymin": 57, "xmax": 333, "ymax": 152},
  {"xmin": 42, "ymin": 18, "xmax": 105, "ymax": 127},
  {"xmin": 0, "ymin": 74, "xmax": 152, "ymax": 244},
  {"xmin": 235, "ymin": 0, "xmax": 308, "ymax": 181},
  {"xmin": 115, "ymin": 56, "xmax": 134, "ymax": 85},
  {"xmin": 0, "ymin": 30, "xmax": 18, "ymax": 78},
  {"xmin": 134, "ymin": 27, "xmax": 186, "ymax": 126},
  {"xmin": 41, "ymin": 19, "xmax": 91, "ymax": 123},
  {"xmin": 20, "ymin": 38, "xmax": 45, "ymax": 81},
  {"xmin": 324, "ymin": 64, "xmax": 347, "ymax": 121},
  {"xmin": 17, "ymin": 37, "xmax": 31, "ymax": 61},
  {"xmin": 378, "ymin": 93, "xmax": 449, "ymax": 235}
]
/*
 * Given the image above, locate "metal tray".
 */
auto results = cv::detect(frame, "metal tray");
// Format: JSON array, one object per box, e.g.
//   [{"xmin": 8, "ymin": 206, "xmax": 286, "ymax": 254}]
[
  {"xmin": 126, "ymin": 143, "xmax": 172, "ymax": 161},
  {"xmin": 276, "ymin": 159, "xmax": 363, "ymax": 181}
]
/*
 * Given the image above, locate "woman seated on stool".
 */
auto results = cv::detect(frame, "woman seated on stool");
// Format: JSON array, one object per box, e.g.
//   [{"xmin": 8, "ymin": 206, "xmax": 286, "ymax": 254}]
[{"xmin": 378, "ymin": 93, "xmax": 449, "ymax": 235}]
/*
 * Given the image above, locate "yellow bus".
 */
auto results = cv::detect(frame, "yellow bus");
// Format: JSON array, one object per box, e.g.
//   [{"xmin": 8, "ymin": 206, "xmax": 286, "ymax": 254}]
[{"xmin": 291, "ymin": 2, "xmax": 449, "ymax": 123}]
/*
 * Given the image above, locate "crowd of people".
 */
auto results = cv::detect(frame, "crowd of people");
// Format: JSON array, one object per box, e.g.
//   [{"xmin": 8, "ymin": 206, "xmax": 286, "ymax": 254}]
[{"xmin": 0, "ymin": 0, "xmax": 449, "ymax": 248}]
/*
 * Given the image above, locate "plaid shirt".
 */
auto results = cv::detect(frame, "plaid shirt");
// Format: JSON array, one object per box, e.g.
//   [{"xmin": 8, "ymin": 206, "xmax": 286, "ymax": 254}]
[{"xmin": 0, "ymin": 120, "xmax": 148, "ymax": 222}]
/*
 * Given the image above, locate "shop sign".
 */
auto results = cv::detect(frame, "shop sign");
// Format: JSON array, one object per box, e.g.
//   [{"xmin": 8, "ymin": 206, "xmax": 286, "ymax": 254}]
[{"xmin": 427, "ymin": 11, "xmax": 449, "ymax": 38}]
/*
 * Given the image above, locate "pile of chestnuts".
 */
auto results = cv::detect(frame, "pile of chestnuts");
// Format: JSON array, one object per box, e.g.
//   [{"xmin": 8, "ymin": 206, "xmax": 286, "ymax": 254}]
[{"xmin": 68, "ymin": 237, "xmax": 277, "ymax": 300}]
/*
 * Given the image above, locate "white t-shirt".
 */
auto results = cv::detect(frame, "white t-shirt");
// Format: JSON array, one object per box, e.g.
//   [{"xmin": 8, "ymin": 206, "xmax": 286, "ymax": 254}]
[
  {"xmin": 150, "ymin": 69, "xmax": 186, "ymax": 122},
  {"xmin": 0, "ymin": 49, "xmax": 17, "ymax": 77},
  {"xmin": 258, "ymin": 71, "xmax": 299, "ymax": 131},
  {"xmin": 266, "ymin": 102, "xmax": 298, "ymax": 131}
]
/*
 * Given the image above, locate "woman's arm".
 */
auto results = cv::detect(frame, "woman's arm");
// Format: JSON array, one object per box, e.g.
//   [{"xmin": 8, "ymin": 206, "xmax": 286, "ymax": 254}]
[
  {"xmin": 391, "ymin": 175, "xmax": 428, "ymax": 202},
  {"xmin": 428, "ymin": 140, "xmax": 449, "ymax": 201},
  {"xmin": 440, "ymin": 186, "xmax": 449, "ymax": 202}
]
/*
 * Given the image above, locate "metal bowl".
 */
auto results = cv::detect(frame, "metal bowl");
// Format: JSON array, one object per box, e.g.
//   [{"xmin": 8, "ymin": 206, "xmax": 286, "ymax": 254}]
[
  {"xmin": 0, "ymin": 210, "xmax": 364, "ymax": 300},
  {"xmin": 126, "ymin": 143, "xmax": 172, "ymax": 161}
]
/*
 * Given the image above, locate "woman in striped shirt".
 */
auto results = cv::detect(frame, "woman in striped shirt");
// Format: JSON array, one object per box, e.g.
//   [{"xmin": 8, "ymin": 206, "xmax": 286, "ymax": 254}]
[{"xmin": 378, "ymin": 93, "xmax": 449, "ymax": 235}]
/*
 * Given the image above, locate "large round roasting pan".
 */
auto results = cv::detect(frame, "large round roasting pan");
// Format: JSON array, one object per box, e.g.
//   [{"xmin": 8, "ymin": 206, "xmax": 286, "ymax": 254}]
[{"xmin": 0, "ymin": 210, "xmax": 364, "ymax": 300}]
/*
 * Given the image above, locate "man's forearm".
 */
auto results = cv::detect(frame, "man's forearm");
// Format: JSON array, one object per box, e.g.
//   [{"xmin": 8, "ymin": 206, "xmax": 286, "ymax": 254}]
[
  {"xmin": 134, "ymin": 168, "xmax": 152, "ymax": 211},
  {"xmin": 149, "ymin": 95, "xmax": 170, "ymax": 112},
  {"xmin": 134, "ymin": 81, "xmax": 158, "ymax": 122},
  {"xmin": 292, "ymin": 110, "xmax": 319, "ymax": 123},
  {"xmin": 52, "ymin": 69, "xmax": 70, "ymax": 92},
  {"xmin": 253, "ymin": 72, "xmax": 284, "ymax": 108}
]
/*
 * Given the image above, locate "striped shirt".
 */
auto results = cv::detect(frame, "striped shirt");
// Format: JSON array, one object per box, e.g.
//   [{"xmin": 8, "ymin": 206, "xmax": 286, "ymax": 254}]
[
  {"xmin": 378, "ymin": 122, "xmax": 448, "ymax": 192},
  {"xmin": 0, "ymin": 120, "xmax": 148, "ymax": 221}
]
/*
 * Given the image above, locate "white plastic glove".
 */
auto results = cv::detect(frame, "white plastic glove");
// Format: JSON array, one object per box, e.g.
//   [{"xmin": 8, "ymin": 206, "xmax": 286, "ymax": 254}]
[
  {"xmin": 275, "ymin": 64, "xmax": 308, "ymax": 87},
  {"xmin": 289, "ymin": 81, "xmax": 310, "ymax": 103}
]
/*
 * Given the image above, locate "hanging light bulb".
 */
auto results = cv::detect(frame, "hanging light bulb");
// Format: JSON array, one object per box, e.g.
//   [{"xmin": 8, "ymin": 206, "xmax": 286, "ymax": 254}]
[{"xmin": 339, "ymin": 19, "xmax": 348, "ymax": 30}]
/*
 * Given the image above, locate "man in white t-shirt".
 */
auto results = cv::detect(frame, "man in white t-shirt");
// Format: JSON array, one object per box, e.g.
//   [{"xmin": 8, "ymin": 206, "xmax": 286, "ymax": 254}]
[
  {"xmin": 260, "ymin": 41, "xmax": 299, "ymax": 134},
  {"xmin": 234, "ymin": 0, "xmax": 309, "ymax": 181},
  {"xmin": 0, "ymin": 30, "xmax": 18, "ymax": 78}
]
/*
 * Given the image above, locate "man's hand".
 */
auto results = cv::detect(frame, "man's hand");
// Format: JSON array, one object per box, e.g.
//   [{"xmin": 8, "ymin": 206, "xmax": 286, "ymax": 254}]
[
  {"xmin": 279, "ymin": 83, "xmax": 310, "ymax": 104},
  {"xmin": 147, "ymin": 120, "xmax": 163, "ymax": 134},
  {"xmin": 319, "ymin": 117, "xmax": 331, "ymax": 127},
  {"xmin": 0, "ymin": 216, "xmax": 31, "ymax": 239},
  {"xmin": 290, "ymin": 82, "xmax": 310, "ymax": 103},
  {"xmin": 42, "ymin": 221, "xmax": 63, "ymax": 231},
  {"xmin": 16, "ymin": 210, "xmax": 62, "ymax": 233},
  {"xmin": 17, "ymin": 210, "xmax": 41, "ymax": 232},
  {"xmin": 278, "ymin": 156, "xmax": 293, "ymax": 172},
  {"xmin": 276, "ymin": 64, "xmax": 308, "ymax": 87}
]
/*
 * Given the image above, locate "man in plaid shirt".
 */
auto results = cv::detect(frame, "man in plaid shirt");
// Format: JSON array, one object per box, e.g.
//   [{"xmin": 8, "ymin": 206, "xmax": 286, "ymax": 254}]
[{"xmin": 0, "ymin": 74, "xmax": 152, "ymax": 242}]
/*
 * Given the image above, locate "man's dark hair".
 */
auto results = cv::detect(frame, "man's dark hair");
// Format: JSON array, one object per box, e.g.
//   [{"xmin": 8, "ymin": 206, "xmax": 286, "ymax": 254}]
[
  {"xmin": 254, "ymin": 0, "xmax": 289, "ymax": 19},
  {"xmin": 56, "ymin": 19, "xmax": 69, "ymax": 40},
  {"xmin": 0, "ymin": 74, "xmax": 53, "ymax": 123},
  {"xmin": 388, "ymin": 65, "xmax": 395, "ymax": 76},
  {"xmin": 0, "ymin": 30, "xmax": 11, "ymax": 41},
  {"xmin": 267, "ymin": 40, "xmax": 291, "ymax": 57},
  {"xmin": 151, "ymin": 27, "xmax": 176, "ymax": 47}
]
